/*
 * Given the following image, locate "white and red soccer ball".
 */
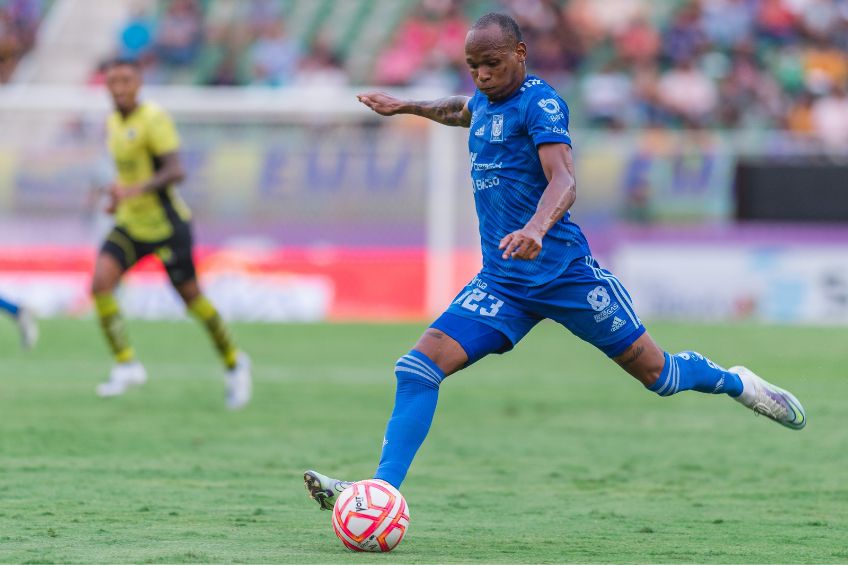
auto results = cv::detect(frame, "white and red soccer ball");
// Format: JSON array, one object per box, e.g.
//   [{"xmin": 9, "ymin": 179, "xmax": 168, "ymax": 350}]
[{"xmin": 331, "ymin": 479, "xmax": 410, "ymax": 552}]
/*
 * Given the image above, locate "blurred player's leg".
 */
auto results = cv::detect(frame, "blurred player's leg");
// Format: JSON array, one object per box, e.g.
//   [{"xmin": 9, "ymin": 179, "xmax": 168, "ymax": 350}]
[
  {"xmin": 16, "ymin": 307, "xmax": 39, "ymax": 350},
  {"xmin": 1, "ymin": 296, "xmax": 38, "ymax": 350},
  {"xmin": 176, "ymin": 279, "xmax": 251, "ymax": 409},
  {"xmin": 91, "ymin": 251, "xmax": 146, "ymax": 397},
  {"xmin": 0, "ymin": 295, "xmax": 20, "ymax": 317}
]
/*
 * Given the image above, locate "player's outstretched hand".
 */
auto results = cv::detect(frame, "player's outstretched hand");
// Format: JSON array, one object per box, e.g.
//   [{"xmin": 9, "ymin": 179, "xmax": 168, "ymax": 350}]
[
  {"xmin": 499, "ymin": 228, "xmax": 543, "ymax": 260},
  {"xmin": 357, "ymin": 92, "xmax": 405, "ymax": 116}
]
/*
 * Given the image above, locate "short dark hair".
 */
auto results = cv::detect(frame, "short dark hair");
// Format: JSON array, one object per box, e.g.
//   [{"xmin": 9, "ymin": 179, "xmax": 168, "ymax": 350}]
[
  {"xmin": 471, "ymin": 12, "xmax": 523, "ymax": 46},
  {"xmin": 104, "ymin": 57, "xmax": 141, "ymax": 71}
]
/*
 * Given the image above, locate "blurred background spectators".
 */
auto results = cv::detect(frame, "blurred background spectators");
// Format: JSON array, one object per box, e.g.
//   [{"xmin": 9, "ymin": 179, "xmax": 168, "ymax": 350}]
[
  {"xmin": 0, "ymin": 0, "xmax": 51, "ymax": 82},
  {"xmin": 66, "ymin": 0, "xmax": 846, "ymax": 147}
]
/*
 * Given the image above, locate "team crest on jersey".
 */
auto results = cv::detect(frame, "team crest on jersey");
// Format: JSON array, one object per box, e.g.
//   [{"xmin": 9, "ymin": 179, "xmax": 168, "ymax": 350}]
[
  {"xmin": 126, "ymin": 128, "xmax": 137, "ymax": 140},
  {"xmin": 587, "ymin": 286, "xmax": 611, "ymax": 311},
  {"xmin": 490, "ymin": 114, "xmax": 504, "ymax": 142}
]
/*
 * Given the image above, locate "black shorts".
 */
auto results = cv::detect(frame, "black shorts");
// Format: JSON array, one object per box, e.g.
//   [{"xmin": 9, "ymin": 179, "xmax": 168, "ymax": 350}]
[{"xmin": 100, "ymin": 222, "xmax": 197, "ymax": 286}]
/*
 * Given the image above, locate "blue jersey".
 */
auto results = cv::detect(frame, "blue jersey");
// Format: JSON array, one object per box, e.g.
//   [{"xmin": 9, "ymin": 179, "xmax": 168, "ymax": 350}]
[{"xmin": 467, "ymin": 75, "xmax": 589, "ymax": 286}]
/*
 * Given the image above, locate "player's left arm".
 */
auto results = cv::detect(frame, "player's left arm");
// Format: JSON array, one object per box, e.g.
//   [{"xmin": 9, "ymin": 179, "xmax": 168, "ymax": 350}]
[{"xmin": 499, "ymin": 143, "xmax": 576, "ymax": 260}]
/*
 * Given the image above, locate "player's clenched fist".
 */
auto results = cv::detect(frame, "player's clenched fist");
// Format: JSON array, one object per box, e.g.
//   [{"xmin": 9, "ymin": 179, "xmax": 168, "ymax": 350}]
[
  {"xmin": 357, "ymin": 92, "xmax": 406, "ymax": 116},
  {"xmin": 499, "ymin": 228, "xmax": 543, "ymax": 260}
]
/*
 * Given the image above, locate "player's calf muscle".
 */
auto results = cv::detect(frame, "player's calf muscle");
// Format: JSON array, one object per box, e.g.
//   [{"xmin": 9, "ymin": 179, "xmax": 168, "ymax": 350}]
[{"xmin": 614, "ymin": 338, "xmax": 664, "ymax": 386}]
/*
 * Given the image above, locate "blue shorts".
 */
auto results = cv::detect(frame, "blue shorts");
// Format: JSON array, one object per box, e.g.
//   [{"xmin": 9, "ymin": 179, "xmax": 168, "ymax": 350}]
[{"xmin": 430, "ymin": 256, "xmax": 646, "ymax": 364}]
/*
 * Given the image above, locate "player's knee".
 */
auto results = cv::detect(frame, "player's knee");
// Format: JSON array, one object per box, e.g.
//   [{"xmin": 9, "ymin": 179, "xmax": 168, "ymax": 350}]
[
  {"xmin": 91, "ymin": 276, "xmax": 114, "ymax": 296},
  {"xmin": 394, "ymin": 351, "xmax": 445, "ymax": 390}
]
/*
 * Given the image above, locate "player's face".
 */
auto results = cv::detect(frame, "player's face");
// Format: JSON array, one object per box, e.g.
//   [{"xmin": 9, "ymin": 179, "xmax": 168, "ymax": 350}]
[
  {"xmin": 465, "ymin": 26, "xmax": 527, "ymax": 102},
  {"xmin": 105, "ymin": 64, "xmax": 141, "ymax": 113}
]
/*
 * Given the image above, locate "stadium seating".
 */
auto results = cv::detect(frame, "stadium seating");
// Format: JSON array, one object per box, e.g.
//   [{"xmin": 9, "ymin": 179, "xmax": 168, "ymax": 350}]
[{"xmin": 95, "ymin": 0, "xmax": 847, "ymax": 142}]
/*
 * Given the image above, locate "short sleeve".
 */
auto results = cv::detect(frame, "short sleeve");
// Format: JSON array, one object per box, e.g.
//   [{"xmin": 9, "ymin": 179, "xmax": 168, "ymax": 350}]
[
  {"xmin": 523, "ymin": 90, "xmax": 572, "ymax": 147},
  {"xmin": 147, "ymin": 107, "xmax": 180, "ymax": 156}
]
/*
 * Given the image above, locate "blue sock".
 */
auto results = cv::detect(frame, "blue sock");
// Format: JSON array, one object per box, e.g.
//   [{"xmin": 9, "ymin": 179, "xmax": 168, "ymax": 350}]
[
  {"xmin": 0, "ymin": 296, "xmax": 19, "ymax": 317},
  {"xmin": 649, "ymin": 351, "xmax": 743, "ymax": 397},
  {"xmin": 374, "ymin": 350, "xmax": 445, "ymax": 489}
]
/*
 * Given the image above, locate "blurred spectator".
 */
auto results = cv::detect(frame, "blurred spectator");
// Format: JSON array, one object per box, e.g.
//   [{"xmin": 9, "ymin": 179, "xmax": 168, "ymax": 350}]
[
  {"xmin": 373, "ymin": 0, "xmax": 467, "ymax": 86},
  {"xmin": 614, "ymin": 15, "xmax": 660, "ymax": 65},
  {"xmin": 206, "ymin": 46, "xmax": 247, "ymax": 86},
  {"xmin": 699, "ymin": 0, "xmax": 755, "ymax": 49},
  {"xmin": 661, "ymin": 2, "xmax": 708, "ymax": 64},
  {"xmin": 248, "ymin": 20, "xmax": 298, "ymax": 86},
  {"xmin": 657, "ymin": 58, "xmax": 718, "ymax": 127},
  {"xmin": 812, "ymin": 82, "xmax": 848, "ymax": 148},
  {"xmin": 0, "ymin": 0, "xmax": 48, "ymax": 83},
  {"xmin": 294, "ymin": 35, "xmax": 347, "ymax": 87},
  {"xmin": 802, "ymin": 34, "xmax": 848, "ymax": 94},
  {"xmin": 119, "ymin": 5, "xmax": 155, "ymax": 60},
  {"xmin": 0, "ymin": 7, "xmax": 22, "ymax": 82},
  {"xmin": 755, "ymin": 0, "xmax": 799, "ymax": 43},
  {"xmin": 784, "ymin": 91, "xmax": 817, "ymax": 137},
  {"xmin": 154, "ymin": 0, "xmax": 202, "ymax": 66},
  {"xmin": 581, "ymin": 59, "xmax": 633, "ymax": 128}
]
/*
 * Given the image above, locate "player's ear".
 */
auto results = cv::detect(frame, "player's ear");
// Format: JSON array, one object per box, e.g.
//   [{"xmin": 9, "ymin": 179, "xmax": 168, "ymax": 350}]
[{"xmin": 516, "ymin": 42, "xmax": 527, "ymax": 63}]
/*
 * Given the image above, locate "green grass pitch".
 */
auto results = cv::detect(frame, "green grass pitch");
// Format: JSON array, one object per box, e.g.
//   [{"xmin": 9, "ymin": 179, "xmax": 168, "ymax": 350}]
[{"xmin": 1, "ymin": 318, "xmax": 846, "ymax": 564}]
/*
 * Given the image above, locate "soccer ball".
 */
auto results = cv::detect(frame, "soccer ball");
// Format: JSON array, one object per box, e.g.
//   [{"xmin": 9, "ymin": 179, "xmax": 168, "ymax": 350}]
[{"xmin": 331, "ymin": 479, "xmax": 410, "ymax": 552}]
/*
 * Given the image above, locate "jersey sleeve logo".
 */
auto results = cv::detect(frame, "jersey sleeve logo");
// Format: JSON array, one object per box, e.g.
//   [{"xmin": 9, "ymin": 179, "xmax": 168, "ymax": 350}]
[
  {"xmin": 490, "ymin": 114, "xmax": 504, "ymax": 143},
  {"xmin": 537, "ymin": 98, "xmax": 566, "ymax": 123},
  {"xmin": 537, "ymin": 98, "xmax": 561, "ymax": 114}
]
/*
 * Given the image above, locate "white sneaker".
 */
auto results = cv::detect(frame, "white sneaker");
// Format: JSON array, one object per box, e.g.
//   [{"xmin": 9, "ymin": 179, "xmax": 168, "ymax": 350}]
[
  {"xmin": 730, "ymin": 366, "xmax": 806, "ymax": 430},
  {"xmin": 96, "ymin": 361, "xmax": 147, "ymax": 397},
  {"xmin": 16, "ymin": 307, "xmax": 38, "ymax": 350},
  {"xmin": 226, "ymin": 351, "xmax": 252, "ymax": 410}
]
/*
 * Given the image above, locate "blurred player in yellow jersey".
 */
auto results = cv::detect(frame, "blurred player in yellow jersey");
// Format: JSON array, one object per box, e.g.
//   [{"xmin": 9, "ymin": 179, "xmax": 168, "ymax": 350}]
[{"xmin": 92, "ymin": 58, "xmax": 251, "ymax": 409}]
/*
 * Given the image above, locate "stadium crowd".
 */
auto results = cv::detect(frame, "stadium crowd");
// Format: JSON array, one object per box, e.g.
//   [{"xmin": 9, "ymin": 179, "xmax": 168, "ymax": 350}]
[
  {"xmin": 0, "ymin": 0, "xmax": 49, "ymax": 82},
  {"xmin": 95, "ymin": 0, "xmax": 848, "ymax": 145},
  {"xmin": 100, "ymin": 0, "xmax": 347, "ymax": 87}
]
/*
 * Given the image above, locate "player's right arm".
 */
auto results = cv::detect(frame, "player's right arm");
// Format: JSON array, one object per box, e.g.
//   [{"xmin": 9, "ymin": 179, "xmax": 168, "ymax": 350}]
[{"xmin": 357, "ymin": 92, "xmax": 472, "ymax": 128}]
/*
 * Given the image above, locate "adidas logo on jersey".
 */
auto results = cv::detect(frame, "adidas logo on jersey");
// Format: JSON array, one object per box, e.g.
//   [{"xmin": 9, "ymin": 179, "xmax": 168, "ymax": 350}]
[
  {"xmin": 474, "ymin": 124, "xmax": 485, "ymax": 136},
  {"xmin": 610, "ymin": 316, "xmax": 626, "ymax": 332}
]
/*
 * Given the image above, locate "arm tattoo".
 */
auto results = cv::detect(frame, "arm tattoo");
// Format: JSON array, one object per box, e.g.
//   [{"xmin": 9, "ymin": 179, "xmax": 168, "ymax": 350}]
[
  {"xmin": 618, "ymin": 345, "xmax": 645, "ymax": 367},
  {"xmin": 408, "ymin": 96, "xmax": 471, "ymax": 127}
]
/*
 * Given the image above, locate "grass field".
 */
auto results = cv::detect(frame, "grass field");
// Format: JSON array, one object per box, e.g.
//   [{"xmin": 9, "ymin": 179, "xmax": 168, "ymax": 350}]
[{"xmin": 1, "ymin": 318, "xmax": 846, "ymax": 564}]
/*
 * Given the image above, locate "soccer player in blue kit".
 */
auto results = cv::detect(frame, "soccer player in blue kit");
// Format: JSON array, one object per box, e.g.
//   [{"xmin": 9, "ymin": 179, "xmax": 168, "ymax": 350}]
[{"xmin": 304, "ymin": 13, "xmax": 806, "ymax": 509}]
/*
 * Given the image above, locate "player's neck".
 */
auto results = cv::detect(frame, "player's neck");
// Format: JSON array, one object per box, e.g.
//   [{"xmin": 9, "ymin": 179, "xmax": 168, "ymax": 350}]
[{"xmin": 117, "ymin": 102, "xmax": 139, "ymax": 118}]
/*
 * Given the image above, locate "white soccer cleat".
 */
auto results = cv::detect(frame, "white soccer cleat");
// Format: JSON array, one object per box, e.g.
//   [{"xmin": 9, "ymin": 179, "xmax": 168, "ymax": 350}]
[
  {"xmin": 730, "ymin": 366, "xmax": 806, "ymax": 430},
  {"xmin": 96, "ymin": 360, "xmax": 147, "ymax": 397},
  {"xmin": 225, "ymin": 351, "xmax": 252, "ymax": 410},
  {"xmin": 16, "ymin": 307, "xmax": 38, "ymax": 350},
  {"xmin": 304, "ymin": 469, "xmax": 353, "ymax": 511}
]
